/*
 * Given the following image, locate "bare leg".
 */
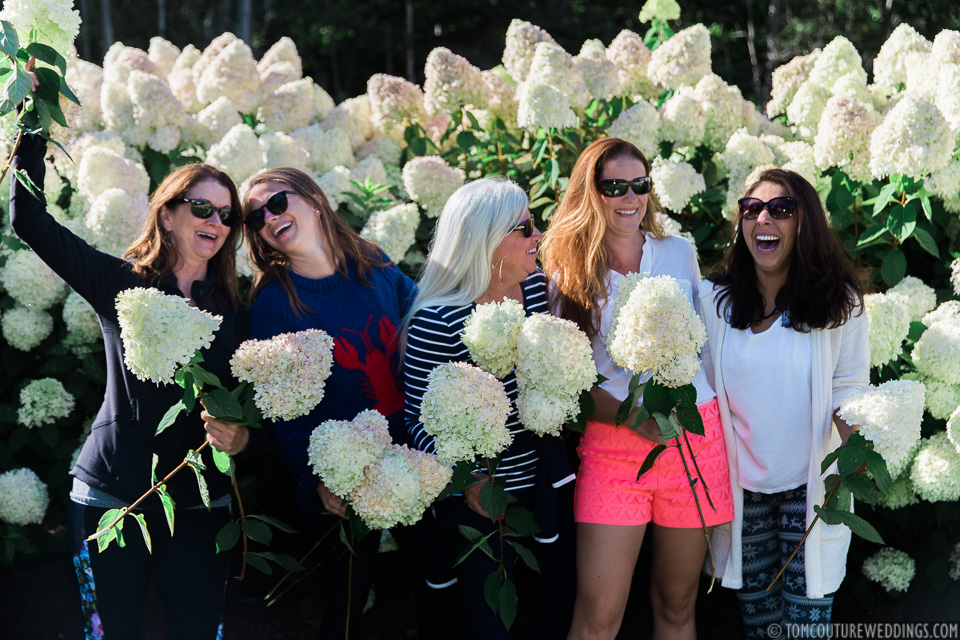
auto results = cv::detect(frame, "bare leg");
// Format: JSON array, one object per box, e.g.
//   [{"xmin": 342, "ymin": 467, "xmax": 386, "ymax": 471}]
[
  {"xmin": 567, "ymin": 522, "xmax": 647, "ymax": 640},
  {"xmin": 649, "ymin": 524, "xmax": 713, "ymax": 640}
]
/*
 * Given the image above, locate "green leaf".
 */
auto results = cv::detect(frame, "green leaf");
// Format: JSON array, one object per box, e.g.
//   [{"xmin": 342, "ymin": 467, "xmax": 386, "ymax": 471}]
[
  {"xmin": 676, "ymin": 404, "xmax": 704, "ymax": 436},
  {"xmin": 454, "ymin": 527, "xmax": 496, "ymax": 567},
  {"xmin": 203, "ymin": 389, "xmax": 243, "ymax": 421},
  {"xmin": 642, "ymin": 380, "xmax": 673, "ymax": 415},
  {"xmin": 132, "ymin": 513, "xmax": 152, "ymax": 554},
  {"xmin": 155, "ymin": 400, "xmax": 186, "ymax": 436},
  {"xmin": 836, "ymin": 447, "xmax": 865, "ymax": 477},
  {"xmin": 0, "ymin": 66, "xmax": 33, "ymax": 114},
  {"xmin": 503, "ymin": 507, "xmax": 540, "ymax": 537},
  {"xmin": 637, "ymin": 444, "xmax": 666, "ymax": 480},
  {"xmin": 338, "ymin": 523, "xmax": 355, "ymax": 555},
  {"xmin": 813, "ymin": 506, "xmax": 883, "ymax": 544},
  {"xmin": 259, "ymin": 552, "xmax": 306, "ymax": 572},
  {"xmin": 880, "ymin": 249, "xmax": 906, "ymax": 286},
  {"xmin": 33, "ymin": 67, "xmax": 61, "ymax": 103},
  {"xmin": 864, "ymin": 450, "xmax": 892, "ymax": 494},
  {"xmin": 0, "ymin": 21, "xmax": 19, "ymax": 58},
  {"xmin": 499, "ymin": 576, "xmax": 518, "ymax": 630},
  {"xmin": 856, "ymin": 224, "xmax": 888, "ymax": 246},
  {"xmin": 151, "ymin": 453, "xmax": 159, "ymax": 484},
  {"xmin": 457, "ymin": 130, "xmax": 480, "ymax": 152},
  {"xmin": 438, "ymin": 460, "xmax": 474, "ymax": 501},
  {"xmin": 211, "ymin": 446, "xmax": 234, "ymax": 476},
  {"xmin": 872, "ymin": 182, "xmax": 898, "ymax": 215},
  {"xmin": 182, "ymin": 375, "xmax": 196, "ymax": 413},
  {"xmin": 192, "ymin": 365, "xmax": 224, "ymax": 390},
  {"xmin": 248, "ymin": 514, "xmax": 298, "ymax": 534},
  {"xmin": 25, "ymin": 42, "xmax": 66, "ymax": 74},
  {"xmin": 240, "ymin": 396, "xmax": 263, "ymax": 427},
  {"xmin": 628, "ymin": 405, "xmax": 651, "ymax": 431},
  {"xmin": 243, "ymin": 551, "xmax": 273, "ymax": 575},
  {"xmin": 821, "ymin": 448, "xmax": 842, "ymax": 474},
  {"xmin": 544, "ymin": 158, "xmax": 560, "ymax": 188},
  {"xmin": 669, "ymin": 385, "xmax": 697, "ymax": 408},
  {"xmin": 158, "ymin": 488, "xmax": 175, "ymax": 535},
  {"xmin": 35, "ymin": 424, "xmax": 58, "ymax": 448},
  {"xmin": 653, "ymin": 412, "xmax": 681, "ymax": 442},
  {"xmin": 508, "ymin": 540, "xmax": 540, "ymax": 573},
  {"xmin": 215, "ymin": 522, "xmax": 241, "ymax": 553},
  {"xmin": 188, "ymin": 457, "xmax": 210, "ymax": 510},
  {"xmin": 58, "ymin": 74, "xmax": 80, "ymax": 105},
  {"xmin": 886, "ymin": 203, "xmax": 916, "ymax": 241},
  {"xmin": 918, "ymin": 187, "xmax": 933, "ymax": 220},
  {"xmin": 844, "ymin": 474, "xmax": 880, "ymax": 505},
  {"xmin": 484, "ymin": 571, "xmax": 502, "ymax": 613},
  {"xmin": 478, "ymin": 482, "xmax": 509, "ymax": 522},
  {"xmin": 615, "ymin": 374, "xmax": 644, "ymax": 426},
  {"xmin": 93, "ymin": 508, "xmax": 125, "ymax": 553},
  {"xmin": 564, "ymin": 389, "xmax": 593, "ymax": 433},
  {"xmin": 241, "ymin": 518, "xmax": 273, "ymax": 544},
  {"xmin": 912, "ymin": 226, "xmax": 939, "ymax": 258}
]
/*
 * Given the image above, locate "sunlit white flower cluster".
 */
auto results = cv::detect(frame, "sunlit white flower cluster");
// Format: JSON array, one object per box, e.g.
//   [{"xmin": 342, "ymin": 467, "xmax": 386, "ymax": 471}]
[
  {"xmin": 869, "ymin": 95, "xmax": 953, "ymax": 180},
  {"xmin": 879, "ymin": 475, "xmax": 919, "ymax": 510},
  {"xmin": 2, "ymin": 305, "xmax": 53, "ymax": 351},
  {"xmin": 0, "ymin": 250, "xmax": 67, "ymax": 311},
  {"xmin": 813, "ymin": 96, "xmax": 876, "ymax": 183},
  {"xmin": 367, "ymin": 74, "xmax": 427, "ymax": 137},
  {"xmin": 864, "ymin": 293, "xmax": 911, "ymax": 368},
  {"xmin": 862, "ymin": 547, "xmax": 915, "ymax": 593},
  {"xmin": 837, "ymin": 380, "xmax": 925, "ymax": 468},
  {"xmin": 910, "ymin": 431, "xmax": 960, "ymax": 502},
  {"xmin": 0, "ymin": 0, "xmax": 81, "ymax": 55},
  {"xmin": 607, "ymin": 101, "xmax": 660, "ymax": 159},
  {"xmin": 308, "ymin": 409, "xmax": 393, "ymax": 497},
  {"xmin": 502, "ymin": 19, "xmax": 559, "ymax": 83},
  {"xmin": 360, "ymin": 203, "xmax": 419, "ymax": 263},
  {"xmin": 116, "ymin": 288, "xmax": 222, "ymax": 385},
  {"xmin": 947, "ymin": 406, "xmax": 960, "ymax": 457},
  {"xmin": 424, "ymin": 47, "xmax": 488, "ymax": 115},
  {"xmin": 606, "ymin": 30, "xmax": 654, "ymax": 98},
  {"xmin": 517, "ymin": 82, "xmax": 580, "ymax": 130},
  {"xmin": 62, "ymin": 291, "xmax": 100, "ymax": 344},
  {"xmin": 18, "ymin": 378, "xmax": 75, "ymax": 429},
  {"xmin": 205, "ymin": 123, "xmax": 262, "ymax": 185},
  {"xmin": 85, "ymin": 188, "xmax": 150, "ymax": 255},
  {"xmin": 647, "ymin": 24, "xmax": 711, "ymax": 90},
  {"xmin": 889, "ymin": 276, "xmax": 937, "ymax": 323},
  {"xmin": 659, "ymin": 88, "xmax": 705, "ymax": 147},
  {"xmin": 230, "ymin": 329, "xmax": 335, "ymax": 420},
  {"xmin": 401, "ymin": 156, "xmax": 466, "ymax": 217},
  {"xmin": 912, "ymin": 314, "xmax": 960, "ymax": 385},
  {"xmin": 767, "ymin": 51, "xmax": 819, "ymax": 117},
  {"xmin": 462, "ymin": 299, "xmax": 526, "ymax": 379},
  {"xmin": 649, "ymin": 159, "xmax": 704, "ymax": 216},
  {"xmin": 0, "ymin": 468, "xmax": 50, "ymax": 526},
  {"xmin": 576, "ymin": 40, "xmax": 621, "ymax": 102}
]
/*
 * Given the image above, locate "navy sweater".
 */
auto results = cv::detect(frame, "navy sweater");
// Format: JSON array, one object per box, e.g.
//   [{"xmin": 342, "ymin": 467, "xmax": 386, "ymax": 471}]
[
  {"xmin": 249, "ymin": 258, "xmax": 416, "ymax": 514},
  {"xmin": 10, "ymin": 134, "xmax": 247, "ymax": 508}
]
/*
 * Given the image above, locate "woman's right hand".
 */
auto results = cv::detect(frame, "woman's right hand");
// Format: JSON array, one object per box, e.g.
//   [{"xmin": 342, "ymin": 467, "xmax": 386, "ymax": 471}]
[
  {"xmin": 590, "ymin": 387, "xmax": 665, "ymax": 444},
  {"xmin": 317, "ymin": 481, "xmax": 349, "ymax": 519}
]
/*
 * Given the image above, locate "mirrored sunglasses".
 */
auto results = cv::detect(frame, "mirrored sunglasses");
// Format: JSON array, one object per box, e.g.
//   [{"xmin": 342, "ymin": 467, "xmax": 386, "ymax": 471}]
[
  {"xmin": 172, "ymin": 198, "xmax": 238, "ymax": 227},
  {"xmin": 598, "ymin": 176, "xmax": 653, "ymax": 198},
  {"xmin": 245, "ymin": 190, "xmax": 297, "ymax": 232},
  {"xmin": 737, "ymin": 196, "xmax": 796, "ymax": 220}
]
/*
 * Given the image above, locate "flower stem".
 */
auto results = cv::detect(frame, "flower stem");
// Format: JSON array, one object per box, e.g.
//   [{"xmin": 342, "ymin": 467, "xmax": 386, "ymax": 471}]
[
  {"xmin": 674, "ymin": 437, "xmax": 716, "ymax": 592},
  {"xmin": 231, "ymin": 470, "xmax": 249, "ymax": 581},
  {"xmin": 264, "ymin": 517, "xmax": 341, "ymax": 603},
  {"xmin": 766, "ymin": 479, "xmax": 841, "ymax": 591},
  {"xmin": 0, "ymin": 126, "xmax": 25, "ymax": 188}
]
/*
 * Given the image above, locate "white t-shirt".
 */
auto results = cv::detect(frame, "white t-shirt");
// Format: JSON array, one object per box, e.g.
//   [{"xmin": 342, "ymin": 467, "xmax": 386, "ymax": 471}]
[
  {"xmin": 721, "ymin": 315, "xmax": 813, "ymax": 493},
  {"xmin": 593, "ymin": 234, "xmax": 716, "ymax": 406}
]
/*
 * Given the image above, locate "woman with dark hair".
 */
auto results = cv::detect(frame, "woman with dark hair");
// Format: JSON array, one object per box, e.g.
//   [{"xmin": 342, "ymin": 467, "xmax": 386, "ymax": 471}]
[
  {"xmin": 10, "ymin": 134, "xmax": 248, "ymax": 637},
  {"xmin": 241, "ymin": 167, "xmax": 416, "ymax": 638},
  {"xmin": 541, "ymin": 137, "xmax": 734, "ymax": 640},
  {"xmin": 702, "ymin": 168, "xmax": 868, "ymax": 637}
]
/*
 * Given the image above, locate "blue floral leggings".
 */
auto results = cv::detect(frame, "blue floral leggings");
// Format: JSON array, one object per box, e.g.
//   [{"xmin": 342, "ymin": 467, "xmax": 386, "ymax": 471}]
[{"xmin": 736, "ymin": 486, "xmax": 834, "ymax": 639}]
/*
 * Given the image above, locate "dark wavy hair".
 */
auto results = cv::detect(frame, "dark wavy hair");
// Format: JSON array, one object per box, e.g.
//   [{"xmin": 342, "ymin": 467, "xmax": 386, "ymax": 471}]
[{"xmin": 707, "ymin": 168, "xmax": 863, "ymax": 331}]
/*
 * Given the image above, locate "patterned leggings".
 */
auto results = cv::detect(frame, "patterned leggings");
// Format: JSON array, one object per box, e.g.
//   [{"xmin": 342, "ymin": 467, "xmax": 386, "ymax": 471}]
[{"xmin": 736, "ymin": 486, "xmax": 834, "ymax": 639}]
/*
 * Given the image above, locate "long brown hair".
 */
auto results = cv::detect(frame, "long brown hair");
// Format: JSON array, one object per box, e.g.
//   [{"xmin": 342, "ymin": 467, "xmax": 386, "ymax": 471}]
[
  {"xmin": 243, "ymin": 167, "xmax": 387, "ymax": 315},
  {"xmin": 123, "ymin": 164, "xmax": 242, "ymax": 312},
  {"xmin": 708, "ymin": 168, "xmax": 863, "ymax": 330},
  {"xmin": 541, "ymin": 137, "xmax": 665, "ymax": 338}
]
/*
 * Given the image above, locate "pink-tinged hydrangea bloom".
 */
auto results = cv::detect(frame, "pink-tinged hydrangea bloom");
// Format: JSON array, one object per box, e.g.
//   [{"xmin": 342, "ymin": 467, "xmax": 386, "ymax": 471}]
[
  {"xmin": 607, "ymin": 274, "xmax": 706, "ymax": 388},
  {"xmin": 205, "ymin": 124, "xmax": 262, "ymax": 185},
  {"xmin": 350, "ymin": 445, "xmax": 443, "ymax": 530},
  {"xmin": 148, "ymin": 37, "xmax": 180, "ymax": 77},
  {"xmin": 869, "ymin": 95, "xmax": 953, "ymax": 180},
  {"xmin": 462, "ymin": 299, "xmax": 526, "ymax": 379},
  {"xmin": 168, "ymin": 44, "xmax": 203, "ymax": 114},
  {"xmin": 258, "ymin": 78, "xmax": 315, "ymax": 133},
  {"xmin": 0, "ymin": 468, "xmax": 50, "ymax": 526},
  {"xmin": 419, "ymin": 361, "xmax": 512, "ymax": 463},
  {"xmin": 607, "ymin": 101, "xmax": 660, "ymax": 159},
  {"xmin": 576, "ymin": 40, "xmax": 621, "ymax": 101},
  {"xmin": 864, "ymin": 292, "xmax": 911, "ymax": 368},
  {"xmin": 360, "ymin": 203, "xmax": 419, "ymax": 263},
  {"xmin": 367, "ymin": 74, "xmax": 428, "ymax": 137},
  {"xmin": 813, "ymin": 96, "xmax": 876, "ymax": 183},
  {"xmin": 606, "ymin": 30, "xmax": 655, "ymax": 99},
  {"xmin": 525, "ymin": 42, "xmax": 590, "ymax": 112},
  {"xmin": 650, "ymin": 157, "xmax": 705, "ymax": 213},
  {"xmin": 75, "ymin": 145, "xmax": 149, "ymax": 203},
  {"xmin": 356, "ymin": 136, "xmax": 403, "ymax": 168},
  {"xmin": 116, "ymin": 288, "xmax": 222, "ymax": 385},
  {"xmin": 196, "ymin": 39, "xmax": 262, "ymax": 113},
  {"xmin": 873, "ymin": 24, "xmax": 932, "ymax": 93},
  {"xmin": 480, "ymin": 71, "xmax": 518, "ymax": 124},
  {"xmin": 0, "ymin": 249, "xmax": 66, "ymax": 311},
  {"xmin": 502, "ymin": 19, "xmax": 559, "ymax": 83},
  {"xmin": 257, "ymin": 37, "xmax": 303, "ymax": 77},
  {"xmin": 308, "ymin": 409, "xmax": 392, "ymax": 498},
  {"xmin": 291, "ymin": 125, "xmax": 355, "ymax": 175},
  {"xmin": 862, "ymin": 548, "xmax": 915, "ymax": 593},
  {"xmin": 322, "ymin": 95, "xmax": 374, "ymax": 148},
  {"xmin": 647, "ymin": 24, "xmax": 712, "ymax": 90},
  {"xmin": 259, "ymin": 61, "xmax": 301, "ymax": 96},
  {"xmin": 766, "ymin": 50, "xmax": 820, "ymax": 118},
  {"xmin": 837, "ymin": 380, "xmax": 925, "ymax": 468},
  {"xmin": 403, "ymin": 447, "xmax": 453, "ymax": 512},
  {"xmin": 0, "ymin": 0, "xmax": 80, "ymax": 54},
  {"xmin": 192, "ymin": 33, "xmax": 240, "ymax": 85},
  {"xmin": 1, "ymin": 305, "xmax": 53, "ymax": 352},
  {"xmin": 910, "ymin": 431, "xmax": 960, "ymax": 502},
  {"xmin": 103, "ymin": 46, "xmax": 163, "ymax": 85},
  {"xmin": 231, "ymin": 329, "xmax": 335, "ymax": 420},
  {"xmin": 424, "ymin": 47, "xmax": 489, "ymax": 115},
  {"xmin": 888, "ymin": 276, "xmax": 937, "ymax": 323},
  {"xmin": 515, "ymin": 314, "xmax": 596, "ymax": 436},
  {"xmin": 659, "ymin": 87, "xmax": 705, "ymax": 148},
  {"xmin": 401, "ymin": 156, "xmax": 465, "ymax": 218},
  {"xmin": 18, "ymin": 378, "xmax": 75, "ymax": 428},
  {"xmin": 692, "ymin": 73, "xmax": 743, "ymax": 151}
]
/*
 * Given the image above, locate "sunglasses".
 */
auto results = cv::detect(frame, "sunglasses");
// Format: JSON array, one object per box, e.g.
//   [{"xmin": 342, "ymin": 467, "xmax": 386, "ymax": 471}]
[
  {"xmin": 511, "ymin": 218, "xmax": 535, "ymax": 238},
  {"xmin": 245, "ymin": 190, "xmax": 297, "ymax": 232},
  {"xmin": 598, "ymin": 176, "xmax": 653, "ymax": 198},
  {"xmin": 172, "ymin": 198, "xmax": 239, "ymax": 227},
  {"xmin": 737, "ymin": 196, "xmax": 796, "ymax": 220}
]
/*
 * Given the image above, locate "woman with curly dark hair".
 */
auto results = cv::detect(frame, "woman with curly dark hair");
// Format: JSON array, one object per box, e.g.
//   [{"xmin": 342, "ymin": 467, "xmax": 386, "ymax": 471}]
[{"xmin": 702, "ymin": 168, "xmax": 868, "ymax": 638}]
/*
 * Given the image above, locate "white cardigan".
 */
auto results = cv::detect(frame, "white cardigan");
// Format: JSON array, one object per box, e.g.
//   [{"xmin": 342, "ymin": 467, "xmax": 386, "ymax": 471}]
[{"xmin": 698, "ymin": 283, "xmax": 870, "ymax": 598}]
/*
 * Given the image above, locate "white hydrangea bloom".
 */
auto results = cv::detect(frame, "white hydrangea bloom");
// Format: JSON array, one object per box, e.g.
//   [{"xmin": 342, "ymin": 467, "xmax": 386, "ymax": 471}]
[
  {"xmin": 904, "ymin": 50, "xmax": 940, "ymax": 102},
  {"xmin": 2, "ymin": 305, "xmax": 54, "ymax": 351},
  {"xmin": 258, "ymin": 61, "xmax": 301, "ymax": 97},
  {"xmin": 923, "ymin": 300, "xmax": 960, "ymax": 329},
  {"xmin": 311, "ymin": 84, "xmax": 336, "ymax": 123},
  {"xmin": 419, "ymin": 361, "xmax": 512, "ymax": 463},
  {"xmin": 864, "ymin": 293, "xmax": 911, "ymax": 368},
  {"xmin": 808, "ymin": 36, "xmax": 867, "ymax": 92},
  {"xmin": 927, "ymin": 159, "xmax": 960, "ymax": 214},
  {"xmin": 116, "ymin": 288, "xmax": 222, "ymax": 385},
  {"xmin": 258, "ymin": 78, "xmax": 315, "ymax": 133},
  {"xmin": 424, "ymin": 47, "xmax": 489, "ymax": 115},
  {"xmin": 502, "ymin": 19, "xmax": 558, "ymax": 83},
  {"xmin": 62, "ymin": 291, "xmax": 101, "ymax": 344},
  {"xmin": 349, "ymin": 446, "xmax": 425, "ymax": 529},
  {"xmin": 65, "ymin": 58, "xmax": 104, "ymax": 132},
  {"xmin": 767, "ymin": 51, "xmax": 820, "ymax": 117},
  {"xmin": 461, "ymin": 299, "xmax": 526, "ymax": 379},
  {"xmin": 722, "ymin": 128, "xmax": 776, "ymax": 193},
  {"xmin": 655, "ymin": 212, "xmax": 697, "ymax": 252},
  {"xmin": 100, "ymin": 80, "xmax": 148, "ymax": 147},
  {"xmin": 205, "ymin": 124, "xmax": 262, "ymax": 185},
  {"xmin": 813, "ymin": 96, "xmax": 876, "ymax": 183},
  {"xmin": 639, "ymin": 0, "xmax": 681, "ymax": 22},
  {"xmin": 903, "ymin": 372, "xmax": 960, "ymax": 421},
  {"xmin": 830, "ymin": 71, "xmax": 875, "ymax": 108},
  {"xmin": 948, "ymin": 406, "xmax": 960, "ymax": 457},
  {"xmin": 517, "ymin": 82, "xmax": 579, "ymax": 130},
  {"xmin": 515, "ymin": 314, "xmax": 596, "ymax": 436},
  {"xmin": 869, "ymin": 95, "xmax": 953, "ymax": 180},
  {"xmin": 196, "ymin": 39, "xmax": 261, "ymax": 113},
  {"xmin": 607, "ymin": 101, "xmax": 660, "ymax": 159},
  {"xmin": 932, "ymin": 30, "xmax": 960, "ymax": 65},
  {"xmin": 786, "ymin": 81, "xmax": 832, "ymax": 140},
  {"xmin": 103, "ymin": 46, "xmax": 163, "ymax": 85},
  {"xmin": 323, "ymin": 95, "xmax": 374, "ymax": 148},
  {"xmin": 367, "ymin": 74, "xmax": 428, "ymax": 137},
  {"xmin": 356, "ymin": 136, "xmax": 403, "ymax": 168},
  {"xmin": 647, "ymin": 24, "xmax": 712, "ymax": 90},
  {"xmin": 911, "ymin": 431, "xmax": 960, "ymax": 502},
  {"xmin": 76, "ymin": 145, "xmax": 149, "ymax": 203},
  {"xmin": 193, "ymin": 33, "xmax": 239, "ymax": 88},
  {"xmin": 290, "ymin": 125, "xmax": 355, "ymax": 175},
  {"xmin": 128, "ymin": 70, "xmax": 188, "ymax": 152},
  {"xmin": 258, "ymin": 132, "xmax": 310, "ymax": 175},
  {"xmin": 912, "ymin": 316, "xmax": 960, "ymax": 385},
  {"xmin": 0, "ymin": 0, "xmax": 81, "ymax": 55},
  {"xmin": 606, "ymin": 30, "xmax": 655, "ymax": 98},
  {"xmin": 481, "ymin": 71, "xmax": 518, "ymax": 125},
  {"xmin": 401, "ymin": 156, "xmax": 466, "ymax": 217},
  {"xmin": 168, "ymin": 45, "xmax": 203, "ymax": 114},
  {"xmin": 84, "ymin": 188, "xmax": 149, "ymax": 256},
  {"xmin": 576, "ymin": 39, "xmax": 620, "ymax": 101},
  {"xmin": 873, "ymin": 24, "xmax": 933, "ymax": 92},
  {"xmin": 0, "ymin": 468, "xmax": 50, "ymax": 526},
  {"xmin": 195, "ymin": 97, "xmax": 243, "ymax": 146},
  {"xmin": 18, "ymin": 378, "xmax": 75, "ymax": 428},
  {"xmin": 862, "ymin": 547, "xmax": 916, "ymax": 593},
  {"xmin": 258, "ymin": 37, "xmax": 302, "ymax": 77},
  {"xmin": 650, "ymin": 157, "xmax": 704, "ymax": 213},
  {"xmin": 349, "ymin": 155, "xmax": 388, "ymax": 190},
  {"xmin": 693, "ymin": 73, "xmax": 743, "ymax": 151},
  {"xmin": 879, "ymin": 475, "xmax": 919, "ymax": 510},
  {"xmin": 525, "ymin": 42, "xmax": 590, "ymax": 112},
  {"xmin": 935, "ymin": 64, "xmax": 960, "ymax": 139},
  {"xmin": 308, "ymin": 409, "xmax": 392, "ymax": 497},
  {"xmin": 659, "ymin": 87, "xmax": 705, "ymax": 148},
  {"xmin": 316, "ymin": 166, "xmax": 354, "ymax": 208},
  {"xmin": 888, "ymin": 276, "xmax": 937, "ymax": 323},
  {"xmin": 0, "ymin": 250, "xmax": 67, "ymax": 311},
  {"xmin": 608, "ymin": 273, "xmax": 707, "ymax": 388},
  {"xmin": 837, "ymin": 380, "xmax": 925, "ymax": 468},
  {"xmin": 360, "ymin": 203, "xmax": 420, "ymax": 263},
  {"xmin": 147, "ymin": 37, "xmax": 180, "ymax": 77}
]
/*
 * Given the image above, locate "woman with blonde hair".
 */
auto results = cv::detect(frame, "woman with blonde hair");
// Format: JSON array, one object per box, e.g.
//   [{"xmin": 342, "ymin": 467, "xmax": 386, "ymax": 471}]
[{"xmin": 541, "ymin": 137, "xmax": 734, "ymax": 640}]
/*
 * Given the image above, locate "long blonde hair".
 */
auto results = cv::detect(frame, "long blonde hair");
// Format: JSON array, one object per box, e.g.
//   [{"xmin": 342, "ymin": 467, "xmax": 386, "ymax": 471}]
[{"xmin": 540, "ymin": 138, "xmax": 664, "ymax": 338}]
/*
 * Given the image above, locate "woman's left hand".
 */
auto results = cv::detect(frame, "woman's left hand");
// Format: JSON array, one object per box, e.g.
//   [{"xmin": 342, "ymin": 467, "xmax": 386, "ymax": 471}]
[{"xmin": 201, "ymin": 410, "xmax": 250, "ymax": 455}]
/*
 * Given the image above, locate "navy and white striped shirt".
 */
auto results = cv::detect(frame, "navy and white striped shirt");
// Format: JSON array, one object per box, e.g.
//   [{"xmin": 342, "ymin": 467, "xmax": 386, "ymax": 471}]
[{"xmin": 403, "ymin": 271, "xmax": 550, "ymax": 492}]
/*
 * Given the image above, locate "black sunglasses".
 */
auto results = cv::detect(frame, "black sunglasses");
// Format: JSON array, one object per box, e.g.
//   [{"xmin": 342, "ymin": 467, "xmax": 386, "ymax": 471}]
[
  {"xmin": 172, "ymin": 198, "xmax": 238, "ymax": 227},
  {"xmin": 245, "ymin": 190, "xmax": 297, "ymax": 232},
  {"xmin": 511, "ymin": 218, "xmax": 535, "ymax": 238},
  {"xmin": 737, "ymin": 196, "xmax": 796, "ymax": 220},
  {"xmin": 598, "ymin": 176, "xmax": 653, "ymax": 198}
]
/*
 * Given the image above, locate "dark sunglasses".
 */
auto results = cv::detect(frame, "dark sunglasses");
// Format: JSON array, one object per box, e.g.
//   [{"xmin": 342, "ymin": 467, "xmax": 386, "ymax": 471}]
[
  {"xmin": 598, "ymin": 176, "xmax": 653, "ymax": 198},
  {"xmin": 511, "ymin": 218, "xmax": 535, "ymax": 238},
  {"xmin": 737, "ymin": 196, "xmax": 796, "ymax": 220},
  {"xmin": 245, "ymin": 190, "xmax": 297, "ymax": 232},
  {"xmin": 172, "ymin": 198, "xmax": 238, "ymax": 227}
]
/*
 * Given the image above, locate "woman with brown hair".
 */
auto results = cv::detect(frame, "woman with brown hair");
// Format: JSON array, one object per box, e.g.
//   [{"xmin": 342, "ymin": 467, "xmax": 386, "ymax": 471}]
[
  {"xmin": 702, "ymin": 169, "xmax": 867, "ymax": 637},
  {"xmin": 541, "ymin": 137, "xmax": 734, "ymax": 640},
  {"xmin": 10, "ymin": 132, "xmax": 248, "ymax": 638},
  {"xmin": 241, "ymin": 167, "xmax": 416, "ymax": 638}
]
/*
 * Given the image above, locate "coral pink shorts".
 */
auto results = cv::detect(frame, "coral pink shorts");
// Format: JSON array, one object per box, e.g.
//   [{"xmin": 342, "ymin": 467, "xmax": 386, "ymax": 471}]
[{"xmin": 574, "ymin": 397, "xmax": 735, "ymax": 527}]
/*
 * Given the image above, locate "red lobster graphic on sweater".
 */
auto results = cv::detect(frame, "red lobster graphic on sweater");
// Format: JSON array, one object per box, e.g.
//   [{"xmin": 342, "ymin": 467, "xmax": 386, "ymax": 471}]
[{"xmin": 333, "ymin": 314, "xmax": 404, "ymax": 417}]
